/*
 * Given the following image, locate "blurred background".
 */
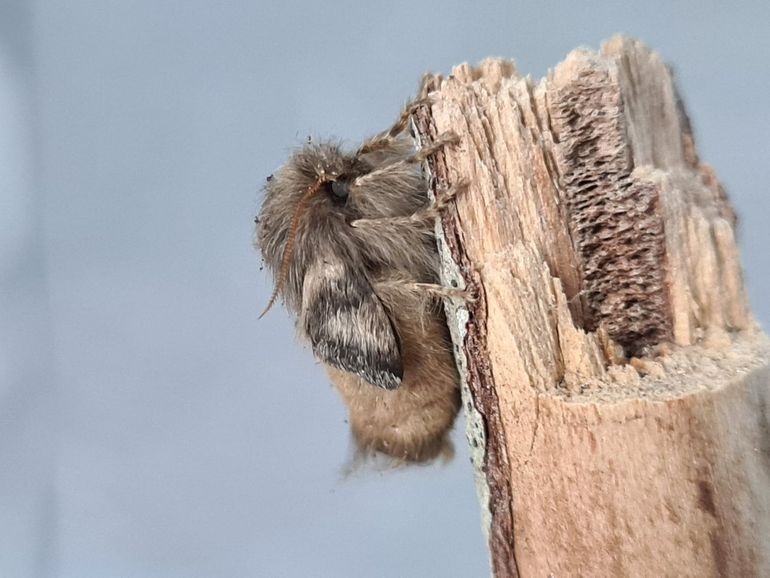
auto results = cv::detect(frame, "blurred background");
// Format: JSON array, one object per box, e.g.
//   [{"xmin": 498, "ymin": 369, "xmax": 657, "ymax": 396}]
[{"xmin": 1, "ymin": 1, "xmax": 768, "ymax": 576}]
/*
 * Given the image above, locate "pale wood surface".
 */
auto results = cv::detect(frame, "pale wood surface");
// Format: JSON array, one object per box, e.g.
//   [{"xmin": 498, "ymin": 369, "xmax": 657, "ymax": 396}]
[{"xmin": 415, "ymin": 36, "xmax": 770, "ymax": 577}]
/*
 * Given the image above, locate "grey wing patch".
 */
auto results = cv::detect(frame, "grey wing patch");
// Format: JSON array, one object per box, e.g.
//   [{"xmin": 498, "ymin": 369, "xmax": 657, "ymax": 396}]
[{"xmin": 301, "ymin": 259, "xmax": 402, "ymax": 390}]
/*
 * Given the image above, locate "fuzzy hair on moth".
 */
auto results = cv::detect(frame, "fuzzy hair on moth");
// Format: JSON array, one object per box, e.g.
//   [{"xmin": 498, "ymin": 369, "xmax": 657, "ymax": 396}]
[{"xmin": 256, "ymin": 93, "xmax": 467, "ymax": 463}]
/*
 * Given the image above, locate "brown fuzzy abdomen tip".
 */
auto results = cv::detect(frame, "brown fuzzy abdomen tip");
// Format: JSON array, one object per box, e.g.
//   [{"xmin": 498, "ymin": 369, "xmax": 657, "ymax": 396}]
[
  {"xmin": 343, "ymin": 370, "xmax": 461, "ymax": 463},
  {"xmin": 351, "ymin": 416, "xmax": 457, "ymax": 463}
]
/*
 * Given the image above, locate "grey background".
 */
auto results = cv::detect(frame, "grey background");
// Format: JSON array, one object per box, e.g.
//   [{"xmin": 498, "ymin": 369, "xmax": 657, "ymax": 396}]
[{"xmin": 1, "ymin": 1, "xmax": 768, "ymax": 576}]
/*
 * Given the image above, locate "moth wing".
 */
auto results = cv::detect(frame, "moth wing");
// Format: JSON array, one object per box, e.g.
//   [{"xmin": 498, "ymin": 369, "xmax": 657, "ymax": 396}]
[{"xmin": 301, "ymin": 259, "xmax": 402, "ymax": 390}]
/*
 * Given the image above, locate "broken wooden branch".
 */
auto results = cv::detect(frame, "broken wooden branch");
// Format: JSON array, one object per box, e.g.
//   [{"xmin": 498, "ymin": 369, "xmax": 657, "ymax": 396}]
[{"xmin": 415, "ymin": 36, "xmax": 770, "ymax": 577}]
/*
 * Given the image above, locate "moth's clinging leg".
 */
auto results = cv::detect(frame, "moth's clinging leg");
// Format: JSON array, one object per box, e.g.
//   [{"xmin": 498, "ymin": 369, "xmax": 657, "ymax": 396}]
[
  {"xmin": 375, "ymin": 278, "xmax": 475, "ymax": 303},
  {"xmin": 353, "ymin": 130, "xmax": 461, "ymax": 190},
  {"xmin": 351, "ymin": 178, "xmax": 470, "ymax": 228},
  {"xmin": 408, "ymin": 131, "xmax": 460, "ymax": 163},
  {"xmin": 356, "ymin": 96, "xmax": 433, "ymax": 156}
]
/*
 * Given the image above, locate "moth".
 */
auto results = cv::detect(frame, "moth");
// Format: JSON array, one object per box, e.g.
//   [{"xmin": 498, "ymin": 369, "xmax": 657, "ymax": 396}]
[{"xmin": 256, "ymin": 97, "xmax": 467, "ymax": 462}]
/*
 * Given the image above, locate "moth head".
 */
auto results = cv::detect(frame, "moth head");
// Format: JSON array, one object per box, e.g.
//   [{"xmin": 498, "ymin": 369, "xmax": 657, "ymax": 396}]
[{"xmin": 256, "ymin": 142, "xmax": 366, "ymax": 317}]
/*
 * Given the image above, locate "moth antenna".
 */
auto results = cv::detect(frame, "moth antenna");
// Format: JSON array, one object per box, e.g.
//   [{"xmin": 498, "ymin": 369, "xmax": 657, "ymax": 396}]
[{"xmin": 258, "ymin": 178, "xmax": 326, "ymax": 319}]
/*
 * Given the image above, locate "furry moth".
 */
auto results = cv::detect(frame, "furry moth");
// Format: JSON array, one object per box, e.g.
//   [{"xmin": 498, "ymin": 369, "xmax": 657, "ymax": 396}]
[{"xmin": 256, "ymin": 98, "xmax": 466, "ymax": 462}]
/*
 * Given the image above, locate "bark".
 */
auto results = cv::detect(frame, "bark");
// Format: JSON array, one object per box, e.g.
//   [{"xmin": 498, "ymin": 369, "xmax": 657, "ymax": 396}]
[{"xmin": 414, "ymin": 36, "xmax": 770, "ymax": 577}]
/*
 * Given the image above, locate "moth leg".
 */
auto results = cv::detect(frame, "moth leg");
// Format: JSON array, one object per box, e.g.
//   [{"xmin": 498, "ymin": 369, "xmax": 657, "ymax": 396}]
[
  {"xmin": 411, "ymin": 282, "xmax": 475, "ymax": 302},
  {"xmin": 408, "ymin": 131, "xmax": 461, "ymax": 163},
  {"xmin": 367, "ymin": 130, "xmax": 460, "ymax": 168},
  {"xmin": 374, "ymin": 276, "xmax": 475, "ymax": 303},
  {"xmin": 351, "ymin": 160, "xmax": 413, "ymax": 190},
  {"xmin": 432, "ymin": 177, "xmax": 470, "ymax": 211},
  {"xmin": 351, "ymin": 179, "xmax": 470, "ymax": 228},
  {"xmin": 353, "ymin": 131, "xmax": 461, "ymax": 192},
  {"xmin": 357, "ymin": 96, "xmax": 433, "ymax": 156}
]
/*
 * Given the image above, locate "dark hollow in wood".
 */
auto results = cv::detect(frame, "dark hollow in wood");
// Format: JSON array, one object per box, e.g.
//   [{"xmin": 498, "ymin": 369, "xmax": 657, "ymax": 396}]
[{"xmin": 549, "ymin": 68, "xmax": 673, "ymax": 356}]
